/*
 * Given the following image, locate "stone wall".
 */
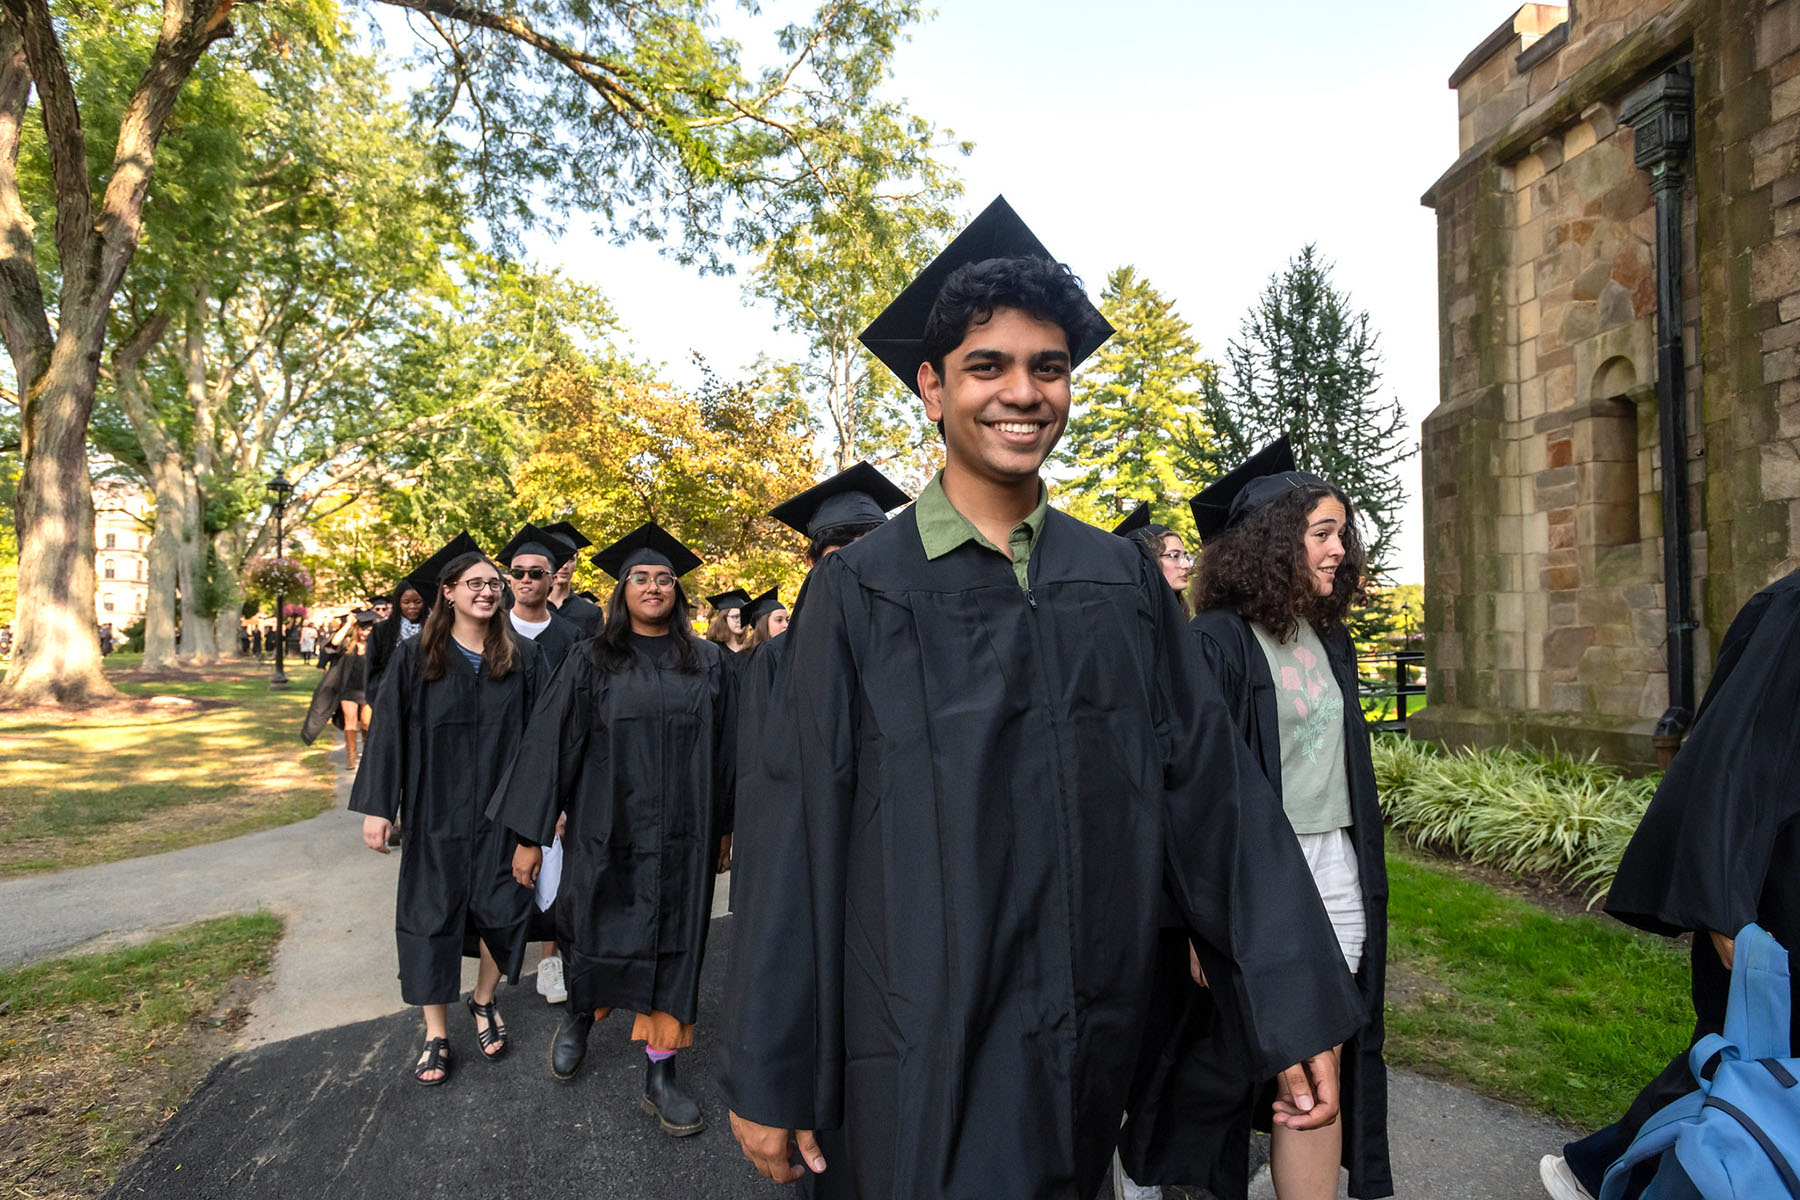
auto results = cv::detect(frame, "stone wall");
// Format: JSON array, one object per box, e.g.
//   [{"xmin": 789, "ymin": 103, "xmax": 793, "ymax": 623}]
[{"xmin": 1416, "ymin": 0, "xmax": 1800, "ymax": 770}]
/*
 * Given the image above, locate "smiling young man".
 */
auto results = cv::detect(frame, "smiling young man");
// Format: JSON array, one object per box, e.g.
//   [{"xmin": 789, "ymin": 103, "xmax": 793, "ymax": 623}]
[{"xmin": 722, "ymin": 198, "xmax": 1364, "ymax": 1199}]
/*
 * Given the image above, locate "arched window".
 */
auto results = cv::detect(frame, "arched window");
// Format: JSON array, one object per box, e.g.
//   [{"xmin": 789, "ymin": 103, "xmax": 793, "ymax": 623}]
[
  {"xmin": 135, "ymin": 593, "xmax": 146, "ymax": 612},
  {"xmin": 102, "ymin": 595, "xmax": 115, "ymax": 612},
  {"xmin": 136, "ymin": 560, "xmax": 145, "ymax": 581},
  {"xmin": 103, "ymin": 559, "xmax": 116, "ymax": 580},
  {"xmin": 1579, "ymin": 356, "xmax": 1644, "ymax": 548}
]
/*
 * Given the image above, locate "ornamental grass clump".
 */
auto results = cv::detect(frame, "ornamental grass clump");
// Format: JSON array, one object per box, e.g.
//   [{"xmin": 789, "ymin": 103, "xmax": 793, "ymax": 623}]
[{"xmin": 1371, "ymin": 736, "xmax": 1658, "ymax": 900}]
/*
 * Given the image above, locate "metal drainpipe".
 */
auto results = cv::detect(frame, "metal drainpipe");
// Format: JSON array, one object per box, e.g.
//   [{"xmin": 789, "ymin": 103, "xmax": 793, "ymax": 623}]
[{"xmin": 1620, "ymin": 68, "xmax": 1696, "ymax": 767}]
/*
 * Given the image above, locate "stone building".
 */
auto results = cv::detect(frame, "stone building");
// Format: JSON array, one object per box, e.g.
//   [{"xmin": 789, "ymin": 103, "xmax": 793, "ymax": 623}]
[
  {"xmin": 1414, "ymin": 0, "xmax": 1800, "ymax": 769},
  {"xmin": 94, "ymin": 480, "xmax": 150, "ymax": 627}
]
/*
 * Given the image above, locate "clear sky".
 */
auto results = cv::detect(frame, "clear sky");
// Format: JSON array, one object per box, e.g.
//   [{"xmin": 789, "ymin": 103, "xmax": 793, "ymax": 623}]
[{"xmin": 396, "ymin": 3, "xmax": 1525, "ymax": 584}]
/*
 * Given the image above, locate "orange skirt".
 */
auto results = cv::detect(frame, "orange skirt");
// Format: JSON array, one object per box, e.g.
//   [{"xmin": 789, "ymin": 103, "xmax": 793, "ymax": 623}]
[{"xmin": 593, "ymin": 1007, "xmax": 694, "ymax": 1051}]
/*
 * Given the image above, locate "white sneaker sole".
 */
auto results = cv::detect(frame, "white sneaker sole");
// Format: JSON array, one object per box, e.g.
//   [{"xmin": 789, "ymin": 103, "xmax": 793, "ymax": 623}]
[{"xmin": 1539, "ymin": 1154, "xmax": 1596, "ymax": 1200}]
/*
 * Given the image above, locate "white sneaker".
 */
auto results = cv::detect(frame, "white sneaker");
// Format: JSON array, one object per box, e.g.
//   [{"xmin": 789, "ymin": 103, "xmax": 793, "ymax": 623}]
[
  {"xmin": 536, "ymin": 954, "xmax": 568, "ymax": 1004},
  {"xmin": 1111, "ymin": 1151, "xmax": 1161, "ymax": 1200},
  {"xmin": 1539, "ymin": 1154, "xmax": 1596, "ymax": 1200}
]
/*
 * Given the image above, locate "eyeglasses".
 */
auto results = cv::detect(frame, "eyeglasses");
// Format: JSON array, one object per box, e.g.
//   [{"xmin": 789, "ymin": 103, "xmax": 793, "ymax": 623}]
[
  {"xmin": 625, "ymin": 571, "xmax": 677, "ymax": 588},
  {"xmin": 459, "ymin": 577, "xmax": 506, "ymax": 593},
  {"xmin": 508, "ymin": 567, "xmax": 549, "ymax": 581},
  {"xmin": 1161, "ymin": 550, "xmax": 1195, "ymax": 565}
]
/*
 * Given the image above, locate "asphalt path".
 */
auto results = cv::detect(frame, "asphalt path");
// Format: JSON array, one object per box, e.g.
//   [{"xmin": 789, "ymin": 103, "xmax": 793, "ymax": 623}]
[{"xmin": 105, "ymin": 925, "xmax": 769, "ymax": 1200}]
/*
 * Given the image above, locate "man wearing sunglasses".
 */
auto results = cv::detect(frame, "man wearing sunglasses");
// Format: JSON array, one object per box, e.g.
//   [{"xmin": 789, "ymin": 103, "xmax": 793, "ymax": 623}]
[{"xmin": 498, "ymin": 524, "xmax": 584, "ymax": 674}]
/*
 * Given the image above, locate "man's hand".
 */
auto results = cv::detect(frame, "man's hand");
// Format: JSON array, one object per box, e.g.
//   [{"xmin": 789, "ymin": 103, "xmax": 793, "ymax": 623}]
[
  {"xmin": 512, "ymin": 844, "xmax": 543, "ymax": 889},
  {"xmin": 362, "ymin": 816, "xmax": 393, "ymax": 854},
  {"xmin": 1272, "ymin": 1047, "xmax": 1341, "ymax": 1130},
  {"xmin": 1711, "ymin": 930, "xmax": 1736, "ymax": 970},
  {"xmin": 718, "ymin": 834, "xmax": 734, "ymax": 874},
  {"xmin": 730, "ymin": 1111, "xmax": 825, "ymax": 1183}
]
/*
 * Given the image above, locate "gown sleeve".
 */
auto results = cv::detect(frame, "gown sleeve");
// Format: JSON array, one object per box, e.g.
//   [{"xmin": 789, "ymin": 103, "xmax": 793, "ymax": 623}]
[
  {"xmin": 1606, "ymin": 580, "xmax": 1800, "ymax": 939},
  {"xmin": 349, "ymin": 639, "xmax": 413, "ymax": 822},
  {"xmin": 712, "ymin": 646, "xmax": 739, "ymax": 840},
  {"xmin": 486, "ymin": 644, "xmax": 594, "ymax": 847},
  {"xmin": 722, "ymin": 554, "xmax": 859, "ymax": 1131},
  {"xmin": 1152, "ymin": 566, "xmax": 1366, "ymax": 1079}
]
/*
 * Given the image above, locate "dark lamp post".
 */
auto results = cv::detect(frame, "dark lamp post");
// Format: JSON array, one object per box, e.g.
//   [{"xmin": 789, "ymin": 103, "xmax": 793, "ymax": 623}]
[{"xmin": 267, "ymin": 473, "xmax": 294, "ymax": 690}]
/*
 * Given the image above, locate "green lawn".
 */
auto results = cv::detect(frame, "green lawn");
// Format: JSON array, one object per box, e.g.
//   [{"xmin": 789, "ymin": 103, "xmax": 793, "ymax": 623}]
[
  {"xmin": 0, "ymin": 655, "xmax": 336, "ymax": 876},
  {"xmin": 0, "ymin": 912, "xmax": 283, "ymax": 1199},
  {"xmin": 1384, "ymin": 839, "xmax": 1694, "ymax": 1129}
]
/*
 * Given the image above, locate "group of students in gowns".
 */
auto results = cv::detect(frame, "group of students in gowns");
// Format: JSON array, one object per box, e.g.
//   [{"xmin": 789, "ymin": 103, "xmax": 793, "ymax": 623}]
[{"xmin": 332, "ymin": 191, "xmax": 1785, "ymax": 1200}]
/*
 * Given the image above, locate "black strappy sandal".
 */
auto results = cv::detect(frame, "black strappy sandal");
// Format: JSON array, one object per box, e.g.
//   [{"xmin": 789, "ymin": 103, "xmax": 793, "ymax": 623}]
[
  {"xmin": 414, "ymin": 1036, "xmax": 451, "ymax": 1086},
  {"xmin": 468, "ymin": 995, "xmax": 508, "ymax": 1060}
]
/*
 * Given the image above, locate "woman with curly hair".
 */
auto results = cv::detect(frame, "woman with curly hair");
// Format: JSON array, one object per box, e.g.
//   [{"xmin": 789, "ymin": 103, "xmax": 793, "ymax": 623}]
[{"xmin": 1122, "ymin": 438, "xmax": 1391, "ymax": 1200}]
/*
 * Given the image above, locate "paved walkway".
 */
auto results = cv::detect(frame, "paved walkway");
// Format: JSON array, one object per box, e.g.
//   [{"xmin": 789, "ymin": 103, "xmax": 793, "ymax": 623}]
[{"xmin": 6, "ymin": 739, "xmax": 1574, "ymax": 1199}]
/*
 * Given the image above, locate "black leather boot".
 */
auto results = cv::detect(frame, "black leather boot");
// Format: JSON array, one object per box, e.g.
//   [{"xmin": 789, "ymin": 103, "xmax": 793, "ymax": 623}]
[
  {"xmin": 549, "ymin": 1009, "xmax": 594, "ymax": 1081},
  {"xmin": 641, "ymin": 1055, "xmax": 704, "ymax": 1135}
]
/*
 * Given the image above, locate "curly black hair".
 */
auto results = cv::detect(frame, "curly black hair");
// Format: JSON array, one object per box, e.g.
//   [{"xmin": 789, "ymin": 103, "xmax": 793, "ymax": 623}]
[
  {"xmin": 1192, "ymin": 481, "xmax": 1365, "ymax": 641},
  {"xmin": 921, "ymin": 256, "xmax": 1102, "ymax": 387}
]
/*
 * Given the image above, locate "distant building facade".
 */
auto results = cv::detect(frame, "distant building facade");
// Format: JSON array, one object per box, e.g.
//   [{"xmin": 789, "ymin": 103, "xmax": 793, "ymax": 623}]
[
  {"xmin": 1416, "ymin": 0, "xmax": 1800, "ymax": 768},
  {"xmin": 94, "ymin": 480, "xmax": 150, "ymax": 627}
]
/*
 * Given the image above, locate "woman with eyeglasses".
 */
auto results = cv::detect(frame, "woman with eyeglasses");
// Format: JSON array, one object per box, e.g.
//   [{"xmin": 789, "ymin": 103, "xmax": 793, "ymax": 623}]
[
  {"xmin": 350, "ymin": 549, "xmax": 547, "ymax": 1087},
  {"xmin": 491, "ymin": 522, "xmax": 735, "ymax": 1138}
]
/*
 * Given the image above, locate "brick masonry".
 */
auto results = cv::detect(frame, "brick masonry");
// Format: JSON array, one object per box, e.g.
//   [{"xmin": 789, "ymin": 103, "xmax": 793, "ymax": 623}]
[{"xmin": 1417, "ymin": 0, "xmax": 1800, "ymax": 770}]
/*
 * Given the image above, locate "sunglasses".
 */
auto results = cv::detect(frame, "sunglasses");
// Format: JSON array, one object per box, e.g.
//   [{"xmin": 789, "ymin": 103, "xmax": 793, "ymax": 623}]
[{"xmin": 508, "ymin": 567, "xmax": 549, "ymax": 581}]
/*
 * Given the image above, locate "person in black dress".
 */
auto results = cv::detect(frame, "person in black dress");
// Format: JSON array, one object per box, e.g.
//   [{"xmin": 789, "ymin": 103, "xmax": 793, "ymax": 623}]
[
  {"xmin": 722, "ymin": 198, "xmax": 1360, "ymax": 1198},
  {"xmin": 492, "ymin": 522, "xmax": 735, "ymax": 1136},
  {"xmin": 1543, "ymin": 568, "xmax": 1800, "ymax": 1200},
  {"xmin": 1122, "ymin": 438, "xmax": 1392, "ymax": 1200},
  {"xmin": 349, "ymin": 549, "xmax": 546, "ymax": 1086}
]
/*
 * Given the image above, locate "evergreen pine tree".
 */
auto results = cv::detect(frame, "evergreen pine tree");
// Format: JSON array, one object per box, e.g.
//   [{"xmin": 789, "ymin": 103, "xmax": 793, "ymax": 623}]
[
  {"xmin": 1178, "ymin": 245, "xmax": 1413, "ymax": 579},
  {"xmin": 1057, "ymin": 266, "xmax": 1216, "ymax": 534}
]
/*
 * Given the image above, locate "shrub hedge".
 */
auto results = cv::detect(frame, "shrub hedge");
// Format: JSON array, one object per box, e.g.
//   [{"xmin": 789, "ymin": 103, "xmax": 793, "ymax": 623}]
[{"xmin": 1373, "ymin": 736, "xmax": 1660, "ymax": 900}]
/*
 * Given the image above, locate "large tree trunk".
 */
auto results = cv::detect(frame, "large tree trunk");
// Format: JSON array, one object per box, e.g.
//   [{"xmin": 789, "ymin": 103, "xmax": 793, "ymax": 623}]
[
  {"xmin": 209, "ymin": 525, "xmax": 243, "ymax": 656},
  {"xmin": 7, "ymin": 335, "xmax": 113, "ymax": 704},
  {"xmin": 0, "ymin": 0, "xmax": 233, "ymax": 706},
  {"xmin": 139, "ymin": 452, "xmax": 182, "ymax": 670}
]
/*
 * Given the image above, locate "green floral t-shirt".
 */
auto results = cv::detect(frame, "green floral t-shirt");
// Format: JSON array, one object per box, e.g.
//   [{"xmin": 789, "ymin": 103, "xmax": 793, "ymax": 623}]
[{"xmin": 1249, "ymin": 619, "xmax": 1352, "ymax": 835}]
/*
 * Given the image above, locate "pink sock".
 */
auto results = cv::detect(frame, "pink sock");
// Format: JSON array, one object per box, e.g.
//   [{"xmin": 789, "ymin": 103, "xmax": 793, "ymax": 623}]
[{"xmin": 645, "ymin": 1047, "xmax": 676, "ymax": 1062}]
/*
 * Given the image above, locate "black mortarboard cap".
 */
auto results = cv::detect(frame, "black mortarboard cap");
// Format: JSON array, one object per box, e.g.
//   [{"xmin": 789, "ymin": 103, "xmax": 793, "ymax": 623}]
[
  {"xmin": 540, "ymin": 520, "xmax": 593, "ymax": 552},
  {"xmin": 591, "ymin": 522, "xmax": 702, "ymax": 581},
  {"xmin": 706, "ymin": 588, "xmax": 752, "ymax": 611},
  {"xmin": 769, "ymin": 461, "xmax": 912, "ymax": 540},
  {"xmin": 1111, "ymin": 502, "xmax": 1151, "ymax": 538},
  {"xmin": 400, "ymin": 532, "xmax": 483, "ymax": 607},
  {"xmin": 497, "ymin": 523, "xmax": 576, "ymax": 570},
  {"xmin": 353, "ymin": 608, "xmax": 380, "ymax": 626},
  {"xmin": 742, "ymin": 588, "xmax": 787, "ymax": 627},
  {"xmin": 1188, "ymin": 436, "xmax": 1327, "ymax": 541},
  {"xmin": 858, "ymin": 196, "xmax": 1115, "ymax": 397}
]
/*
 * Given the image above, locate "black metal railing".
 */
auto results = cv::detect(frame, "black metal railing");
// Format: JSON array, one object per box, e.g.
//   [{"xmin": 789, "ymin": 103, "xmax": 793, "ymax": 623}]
[{"xmin": 1359, "ymin": 649, "xmax": 1426, "ymax": 734}]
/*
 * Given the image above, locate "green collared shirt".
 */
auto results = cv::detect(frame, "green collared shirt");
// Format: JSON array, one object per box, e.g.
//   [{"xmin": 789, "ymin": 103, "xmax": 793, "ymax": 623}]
[{"xmin": 914, "ymin": 470, "xmax": 1049, "ymax": 591}]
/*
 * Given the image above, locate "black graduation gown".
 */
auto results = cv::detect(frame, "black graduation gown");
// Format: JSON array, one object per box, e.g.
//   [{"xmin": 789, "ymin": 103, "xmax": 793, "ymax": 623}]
[
  {"xmin": 1602, "ymin": 568, "xmax": 1800, "ymax": 1136},
  {"xmin": 720, "ymin": 507, "xmax": 1363, "ymax": 1200},
  {"xmin": 551, "ymin": 592, "xmax": 604, "ymax": 638},
  {"xmin": 366, "ymin": 612, "xmax": 404, "ymax": 702},
  {"xmin": 348, "ymin": 636, "xmax": 546, "ymax": 1006},
  {"xmin": 513, "ymin": 607, "xmax": 584, "ymax": 675},
  {"xmin": 489, "ymin": 635, "xmax": 736, "ymax": 1024},
  {"xmin": 301, "ymin": 653, "xmax": 355, "ymax": 745},
  {"xmin": 1120, "ymin": 611, "xmax": 1392, "ymax": 1198}
]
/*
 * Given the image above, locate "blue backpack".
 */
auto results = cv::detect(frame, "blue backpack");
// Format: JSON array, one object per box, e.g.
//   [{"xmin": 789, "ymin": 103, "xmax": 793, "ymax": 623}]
[{"xmin": 1602, "ymin": 923, "xmax": 1800, "ymax": 1199}]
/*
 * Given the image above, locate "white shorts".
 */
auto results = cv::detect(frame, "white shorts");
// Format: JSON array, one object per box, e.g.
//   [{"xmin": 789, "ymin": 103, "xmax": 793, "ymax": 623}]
[{"xmin": 1296, "ymin": 827, "xmax": 1366, "ymax": 975}]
